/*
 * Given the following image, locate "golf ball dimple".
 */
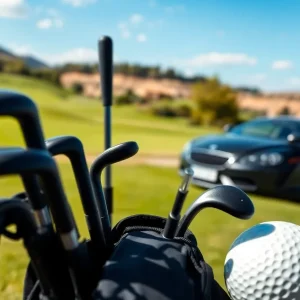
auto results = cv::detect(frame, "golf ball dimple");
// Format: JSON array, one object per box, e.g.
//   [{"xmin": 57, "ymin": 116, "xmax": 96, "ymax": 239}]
[{"xmin": 224, "ymin": 221, "xmax": 300, "ymax": 300}]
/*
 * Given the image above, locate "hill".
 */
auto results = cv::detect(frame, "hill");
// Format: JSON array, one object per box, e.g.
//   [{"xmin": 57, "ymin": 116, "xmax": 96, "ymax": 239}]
[
  {"xmin": 0, "ymin": 46, "xmax": 49, "ymax": 69},
  {"xmin": 0, "ymin": 46, "xmax": 17, "ymax": 60},
  {"xmin": 0, "ymin": 73, "xmax": 214, "ymax": 154},
  {"xmin": 20, "ymin": 55, "xmax": 49, "ymax": 69}
]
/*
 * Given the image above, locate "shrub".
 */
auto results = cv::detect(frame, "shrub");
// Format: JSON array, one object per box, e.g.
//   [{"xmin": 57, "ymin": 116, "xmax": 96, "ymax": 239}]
[
  {"xmin": 115, "ymin": 89, "xmax": 142, "ymax": 105},
  {"xmin": 150, "ymin": 101, "xmax": 177, "ymax": 117},
  {"xmin": 173, "ymin": 100, "xmax": 193, "ymax": 118},
  {"xmin": 278, "ymin": 106, "xmax": 291, "ymax": 116},
  {"xmin": 190, "ymin": 77, "xmax": 238, "ymax": 126},
  {"xmin": 71, "ymin": 83, "xmax": 84, "ymax": 94}
]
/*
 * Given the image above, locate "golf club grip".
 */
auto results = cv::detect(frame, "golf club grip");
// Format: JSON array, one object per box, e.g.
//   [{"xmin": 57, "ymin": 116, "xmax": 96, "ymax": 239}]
[{"xmin": 98, "ymin": 36, "xmax": 113, "ymax": 107}]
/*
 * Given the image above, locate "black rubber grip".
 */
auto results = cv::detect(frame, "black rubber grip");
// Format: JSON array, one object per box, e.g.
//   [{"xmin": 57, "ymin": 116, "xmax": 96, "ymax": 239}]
[{"xmin": 98, "ymin": 36, "xmax": 113, "ymax": 107}]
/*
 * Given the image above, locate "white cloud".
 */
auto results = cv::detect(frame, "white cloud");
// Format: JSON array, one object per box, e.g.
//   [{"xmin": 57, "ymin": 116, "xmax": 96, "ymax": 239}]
[
  {"xmin": 37, "ymin": 17, "xmax": 64, "ymax": 29},
  {"xmin": 184, "ymin": 69, "xmax": 195, "ymax": 77},
  {"xmin": 42, "ymin": 48, "xmax": 98, "ymax": 65},
  {"xmin": 118, "ymin": 23, "xmax": 131, "ymax": 39},
  {"xmin": 37, "ymin": 18, "xmax": 52, "ymax": 29},
  {"xmin": 178, "ymin": 52, "xmax": 257, "ymax": 67},
  {"xmin": 0, "ymin": 0, "xmax": 28, "ymax": 18},
  {"xmin": 272, "ymin": 60, "xmax": 293, "ymax": 70},
  {"xmin": 130, "ymin": 14, "xmax": 144, "ymax": 25},
  {"xmin": 247, "ymin": 73, "xmax": 267, "ymax": 85},
  {"xmin": 7, "ymin": 43, "xmax": 33, "ymax": 56},
  {"xmin": 62, "ymin": 0, "xmax": 97, "ymax": 7},
  {"xmin": 288, "ymin": 77, "xmax": 300, "ymax": 85},
  {"xmin": 137, "ymin": 34, "xmax": 147, "ymax": 43}
]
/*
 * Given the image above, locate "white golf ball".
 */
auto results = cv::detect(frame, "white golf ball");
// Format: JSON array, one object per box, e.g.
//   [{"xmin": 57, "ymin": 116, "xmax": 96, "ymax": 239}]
[{"xmin": 224, "ymin": 221, "xmax": 300, "ymax": 300}]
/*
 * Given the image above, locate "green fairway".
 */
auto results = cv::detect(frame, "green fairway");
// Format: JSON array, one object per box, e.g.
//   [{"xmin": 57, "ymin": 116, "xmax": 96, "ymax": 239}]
[
  {"xmin": 0, "ymin": 74, "xmax": 220, "ymax": 156},
  {"xmin": 0, "ymin": 74, "xmax": 300, "ymax": 299},
  {"xmin": 0, "ymin": 162, "xmax": 300, "ymax": 299}
]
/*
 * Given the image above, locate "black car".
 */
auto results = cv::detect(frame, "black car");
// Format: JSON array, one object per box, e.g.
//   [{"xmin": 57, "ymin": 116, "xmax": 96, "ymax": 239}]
[{"xmin": 179, "ymin": 116, "xmax": 300, "ymax": 201}]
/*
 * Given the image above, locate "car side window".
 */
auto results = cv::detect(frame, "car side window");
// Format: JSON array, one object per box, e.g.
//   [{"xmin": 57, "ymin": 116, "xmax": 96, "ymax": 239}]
[
  {"xmin": 276, "ymin": 127, "xmax": 292, "ymax": 139},
  {"xmin": 241, "ymin": 123, "xmax": 274, "ymax": 137}
]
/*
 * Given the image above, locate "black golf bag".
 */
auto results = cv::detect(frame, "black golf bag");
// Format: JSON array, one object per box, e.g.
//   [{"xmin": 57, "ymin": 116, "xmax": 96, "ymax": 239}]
[{"xmin": 23, "ymin": 214, "xmax": 230, "ymax": 300}]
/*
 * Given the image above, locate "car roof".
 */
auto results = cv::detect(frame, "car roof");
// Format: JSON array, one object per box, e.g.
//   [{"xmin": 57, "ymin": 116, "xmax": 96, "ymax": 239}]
[{"xmin": 253, "ymin": 115, "xmax": 300, "ymax": 123}]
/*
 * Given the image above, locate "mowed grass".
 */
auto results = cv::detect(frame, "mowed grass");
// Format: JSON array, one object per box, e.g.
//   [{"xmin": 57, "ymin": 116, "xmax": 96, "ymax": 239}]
[
  {"xmin": 1, "ymin": 163, "xmax": 300, "ymax": 299},
  {"xmin": 0, "ymin": 74, "xmax": 220, "ymax": 155},
  {"xmin": 0, "ymin": 74, "xmax": 300, "ymax": 298}
]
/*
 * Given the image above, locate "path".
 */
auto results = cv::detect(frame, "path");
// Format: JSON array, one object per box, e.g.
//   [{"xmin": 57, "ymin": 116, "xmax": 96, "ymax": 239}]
[{"xmin": 55, "ymin": 153, "xmax": 179, "ymax": 168}]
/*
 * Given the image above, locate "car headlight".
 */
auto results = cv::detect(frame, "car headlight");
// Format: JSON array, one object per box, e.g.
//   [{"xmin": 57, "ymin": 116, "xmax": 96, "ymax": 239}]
[
  {"xmin": 239, "ymin": 152, "xmax": 284, "ymax": 166},
  {"xmin": 182, "ymin": 141, "xmax": 192, "ymax": 158}
]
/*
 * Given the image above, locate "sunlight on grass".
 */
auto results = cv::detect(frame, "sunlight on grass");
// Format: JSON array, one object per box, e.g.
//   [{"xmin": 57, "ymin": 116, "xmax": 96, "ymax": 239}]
[
  {"xmin": 0, "ymin": 163, "xmax": 300, "ymax": 298},
  {"xmin": 0, "ymin": 74, "xmax": 299, "ymax": 298},
  {"xmin": 0, "ymin": 74, "xmax": 220, "ymax": 155}
]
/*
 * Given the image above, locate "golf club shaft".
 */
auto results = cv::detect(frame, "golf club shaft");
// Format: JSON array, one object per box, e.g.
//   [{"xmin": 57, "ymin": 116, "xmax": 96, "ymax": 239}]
[
  {"xmin": 21, "ymin": 176, "xmax": 52, "ymax": 228},
  {"xmin": 104, "ymin": 106, "xmax": 112, "ymax": 222},
  {"xmin": 163, "ymin": 168, "xmax": 193, "ymax": 239},
  {"xmin": 99, "ymin": 36, "xmax": 113, "ymax": 224},
  {"xmin": 0, "ymin": 199, "xmax": 75, "ymax": 299},
  {"xmin": 46, "ymin": 136, "xmax": 103, "ymax": 253}
]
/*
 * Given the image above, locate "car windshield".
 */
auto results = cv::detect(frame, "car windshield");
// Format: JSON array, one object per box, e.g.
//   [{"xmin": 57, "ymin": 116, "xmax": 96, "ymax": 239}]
[{"xmin": 229, "ymin": 120, "xmax": 300, "ymax": 140}]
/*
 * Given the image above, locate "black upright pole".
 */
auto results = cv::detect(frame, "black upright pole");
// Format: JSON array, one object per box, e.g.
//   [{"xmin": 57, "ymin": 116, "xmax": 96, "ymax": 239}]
[{"xmin": 98, "ymin": 36, "xmax": 113, "ymax": 224}]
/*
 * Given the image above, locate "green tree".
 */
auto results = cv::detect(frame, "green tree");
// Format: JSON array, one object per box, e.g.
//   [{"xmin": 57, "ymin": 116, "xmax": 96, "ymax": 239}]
[
  {"xmin": 191, "ymin": 77, "xmax": 238, "ymax": 126},
  {"xmin": 71, "ymin": 83, "xmax": 84, "ymax": 94}
]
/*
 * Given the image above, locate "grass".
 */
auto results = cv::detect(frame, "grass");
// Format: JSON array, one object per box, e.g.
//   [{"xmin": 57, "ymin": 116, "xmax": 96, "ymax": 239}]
[
  {"xmin": 1, "ymin": 163, "xmax": 300, "ymax": 299},
  {"xmin": 0, "ymin": 74, "xmax": 220, "ymax": 155},
  {"xmin": 0, "ymin": 74, "xmax": 300, "ymax": 298}
]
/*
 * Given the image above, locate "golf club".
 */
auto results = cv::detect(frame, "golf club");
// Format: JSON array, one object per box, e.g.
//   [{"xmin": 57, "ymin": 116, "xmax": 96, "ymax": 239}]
[
  {"xmin": 175, "ymin": 185, "xmax": 255, "ymax": 237},
  {"xmin": 0, "ymin": 90, "xmax": 51, "ymax": 228},
  {"xmin": 0, "ymin": 198, "xmax": 64, "ymax": 299},
  {"xmin": 90, "ymin": 141, "xmax": 139, "ymax": 244},
  {"xmin": 0, "ymin": 148, "xmax": 96, "ymax": 299},
  {"xmin": 46, "ymin": 135, "xmax": 105, "ymax": 254},
  {"xmin": 162, "ymin": 167, "xmax": 194, "ymax": 239},
  {"xmin": 98, "ymin": 36, "xmax": 113, "ymax": 222}
]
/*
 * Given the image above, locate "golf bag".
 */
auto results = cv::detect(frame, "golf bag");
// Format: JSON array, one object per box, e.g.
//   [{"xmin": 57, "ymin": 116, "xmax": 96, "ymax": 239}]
[{"xmin": 23, "ymin": 214, "xmax": 230, "ymax": 300}]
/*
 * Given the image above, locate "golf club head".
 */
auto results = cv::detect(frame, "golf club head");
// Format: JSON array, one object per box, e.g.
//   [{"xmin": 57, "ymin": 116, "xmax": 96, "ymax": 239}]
[
  {"xmin": 0, "ymin": 148, "xmax": 78, "ymax": 245},
  {"xmin": 89, "ymin": 141, "xmax": 139, "ymax": 238},
  {"xmin": 91, "ymin": 141, "xmax": 139, "ymax": 174},
  {"xmin": 46, "ymin": 135, "xmax": 108, "ymax": 253},
  {"xmin": 176, "ymin": 185, "xmax": 255, "ymax": 237},
  {"xmin": 46, "ymin": 135, "xmax": 83, "ymax": 158},
  {"xmin": 0, "ymin": 198, "xmax": 37, "ymax": 241},
  {"xmin": 0, "ymin": 90, "xmax": 46, "ymax": 149}
]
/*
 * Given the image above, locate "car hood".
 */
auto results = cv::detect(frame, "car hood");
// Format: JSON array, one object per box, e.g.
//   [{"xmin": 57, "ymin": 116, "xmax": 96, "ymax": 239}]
[{"xmin": 191, "ymin": 133, "xmax": 288, "ymax": 155}]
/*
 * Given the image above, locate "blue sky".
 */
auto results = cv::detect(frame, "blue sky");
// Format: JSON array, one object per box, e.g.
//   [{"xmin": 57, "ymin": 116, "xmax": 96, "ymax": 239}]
[{"xmin": 1, "ymin": 0, "xmax": 300, "ymax": 92}]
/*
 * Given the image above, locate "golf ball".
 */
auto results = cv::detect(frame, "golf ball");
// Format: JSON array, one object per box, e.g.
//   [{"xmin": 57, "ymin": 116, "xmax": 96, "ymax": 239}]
[{"xmin": 224, "ymin": 221, "xmax": 300, "ymax": 300}]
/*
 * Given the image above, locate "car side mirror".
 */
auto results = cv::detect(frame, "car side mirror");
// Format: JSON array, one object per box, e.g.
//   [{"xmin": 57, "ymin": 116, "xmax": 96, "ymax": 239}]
[
  {"xmin": 223, "ymin": 124, "xmax": 233, "ymax": 132},
  {"xmin": 287, "ymin": 134, "xmax": 300, "ymax": 143}
]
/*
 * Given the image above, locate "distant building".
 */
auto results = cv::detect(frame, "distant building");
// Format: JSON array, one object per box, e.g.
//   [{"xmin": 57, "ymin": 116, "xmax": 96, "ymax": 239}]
[{"xmin": 60, "ymin": 72, "xmax": 192, "ymax": 100}]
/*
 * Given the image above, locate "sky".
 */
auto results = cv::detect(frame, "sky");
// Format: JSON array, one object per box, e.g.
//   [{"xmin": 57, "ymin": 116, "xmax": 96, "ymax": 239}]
[{"xmin": 0, "ymin": 0, "xmax": 300, "ymax": 92}]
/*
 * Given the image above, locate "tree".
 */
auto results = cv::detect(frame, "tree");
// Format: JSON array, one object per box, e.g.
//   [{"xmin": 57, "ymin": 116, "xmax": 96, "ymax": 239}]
[
  {"xmin": 278, "ymin": 106, "xmax": 291, "ymax": 115},
  {"xmin": 71, "ymin": 83, "xmax": 84, "ymax": 94},
  {"xmin": 190, "ymin": 77, "xmax": 238, "ymax": 126}
]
